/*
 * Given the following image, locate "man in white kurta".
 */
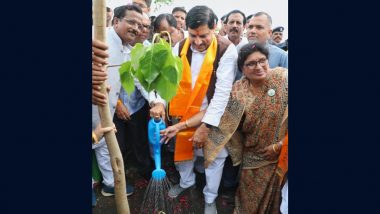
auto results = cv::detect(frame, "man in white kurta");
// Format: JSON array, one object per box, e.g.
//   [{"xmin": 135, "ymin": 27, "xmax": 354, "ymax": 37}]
[{"xmin": 92, "ymin": 4, "xmax": 164, "ymax": 196}]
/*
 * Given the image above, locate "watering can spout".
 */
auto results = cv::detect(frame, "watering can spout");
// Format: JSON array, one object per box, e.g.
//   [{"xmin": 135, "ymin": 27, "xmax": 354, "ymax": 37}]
[{"xmin": 148, "ymin": 118, "xmax": 166, "ymax": 180}]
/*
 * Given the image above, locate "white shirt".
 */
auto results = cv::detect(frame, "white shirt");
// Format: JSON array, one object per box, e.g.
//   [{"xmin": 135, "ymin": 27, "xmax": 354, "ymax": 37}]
[
  {"xmin": 223, "ymin": 35, "xmax": 248, "ymax": 53},
  {"xmin": 172, "ymin": 39, "xmax": 237, "ymax": 126},
  {"xmin": 92, "ymin": 27, "xmax": 164, "ymax": 148}
]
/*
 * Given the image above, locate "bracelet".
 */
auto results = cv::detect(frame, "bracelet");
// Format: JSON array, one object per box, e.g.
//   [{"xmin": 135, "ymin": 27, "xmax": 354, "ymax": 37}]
[
  {"xmin": 92, "ymin": 132, "xmax": 99, "ymax": 144},
  {"xmin": 272, "ymin": 144, "xmax": 277, "ymax": 153},
  {"xmin": 185, "ymin": 120, "xmax": 189, "ymax": 128}
]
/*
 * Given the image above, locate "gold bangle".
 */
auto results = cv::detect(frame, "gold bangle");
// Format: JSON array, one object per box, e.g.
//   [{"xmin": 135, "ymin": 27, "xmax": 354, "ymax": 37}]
[
  {"xmin": 272, "ymin": 144, "xmax": 277, "ymax": 153},
  {"xmin": 185, "ymin": 120, "xmax": 189, "ymax": 128},
  {"xmin": 92, "ymin": 132, "xmax": 99, "ymax": 144}
]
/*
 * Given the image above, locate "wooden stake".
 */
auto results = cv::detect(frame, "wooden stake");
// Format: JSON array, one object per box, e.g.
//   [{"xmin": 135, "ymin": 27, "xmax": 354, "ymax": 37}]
[{"xmin": 92, "ymin": 0, "xmax": 130, "ymax": 213}]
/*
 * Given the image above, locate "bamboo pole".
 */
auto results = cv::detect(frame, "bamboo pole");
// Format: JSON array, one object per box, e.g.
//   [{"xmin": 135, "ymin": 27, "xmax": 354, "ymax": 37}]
[{"xmin": 92, "ymin": 0, "xmax": 130, "ymax": 213}]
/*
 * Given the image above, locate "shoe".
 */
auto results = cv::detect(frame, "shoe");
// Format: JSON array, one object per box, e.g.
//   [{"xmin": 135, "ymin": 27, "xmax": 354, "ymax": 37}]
[
  {"xmin": 168, "ymin": 184, "xmax": 195, "ymax": 198},
  {"xmin": 92, "ymin": 189, "xmax": 97, "ymax": 207},
  {"xmin": 101, "ymin": 184, "xmax": 134, "ymax": 197},
  {"xmin": 204, "ymin": 201, "xmax": 217, "ymax": 214}
]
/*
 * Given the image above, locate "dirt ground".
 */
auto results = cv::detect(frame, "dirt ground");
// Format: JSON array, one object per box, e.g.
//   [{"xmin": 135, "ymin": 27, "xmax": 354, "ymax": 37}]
[{"xmin": 92, "ymin": 147, "xmax": 236, "ymax": 214}]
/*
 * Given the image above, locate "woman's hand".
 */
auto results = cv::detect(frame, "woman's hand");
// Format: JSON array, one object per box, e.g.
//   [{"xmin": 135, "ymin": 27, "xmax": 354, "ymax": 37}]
[{"xmin": 258, "ymin": 141, "xmax": 283, "ymax": 161}]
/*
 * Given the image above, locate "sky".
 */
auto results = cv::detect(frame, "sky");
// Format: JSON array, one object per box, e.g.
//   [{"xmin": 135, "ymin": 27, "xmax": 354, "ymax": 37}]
[{"xmin": 105, "ymin": 0, "xmax": 288, "ymax": 39}]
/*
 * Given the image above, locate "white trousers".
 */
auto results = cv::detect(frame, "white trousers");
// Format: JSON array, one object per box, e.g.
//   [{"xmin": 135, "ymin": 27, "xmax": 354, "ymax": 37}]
[
  {"xmin": 280, "ymin": 180, "xmax": 288, "ymax": 214},
  {"xmin": 176, "ymin": 147, "xmax": 228, "ymax": 203},
  {"xmin": 92, "ymin": 140, "xmax": 114, "ymax": 187}
]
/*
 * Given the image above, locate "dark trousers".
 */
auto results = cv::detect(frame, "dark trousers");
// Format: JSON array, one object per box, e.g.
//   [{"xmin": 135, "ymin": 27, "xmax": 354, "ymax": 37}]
[
  {"xmin": 221, "ymin": 155, "xmax": 240, "ymax": 188},
  {"xmin": 113, "ymin": 102, "xmax": 153, "ymax": 177}
]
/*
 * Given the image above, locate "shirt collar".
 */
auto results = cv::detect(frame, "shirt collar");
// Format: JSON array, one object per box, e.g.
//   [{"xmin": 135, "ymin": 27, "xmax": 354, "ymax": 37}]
[
  {"xmin": 190, "ymin": 45, "xmax": 207, "ymax": 54},
  {"xmin": 109, "ymin": 27, "xmax": 133, "ymax": 53}
]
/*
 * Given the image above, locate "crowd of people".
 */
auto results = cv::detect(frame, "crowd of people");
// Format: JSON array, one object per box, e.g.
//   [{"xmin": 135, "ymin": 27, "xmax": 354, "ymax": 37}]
[{"xmin": 92, "ymin": 1, "xmax": 288, "ymax": 213}]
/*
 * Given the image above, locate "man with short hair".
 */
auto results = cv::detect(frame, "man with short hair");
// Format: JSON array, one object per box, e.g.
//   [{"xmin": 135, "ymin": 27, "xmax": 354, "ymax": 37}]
[
  {"xmin": 162, "ymin": 5, "xmax": 237, "ymax": 214},
  {"xmin": 172, "ymin": 7, "xmax": 187, "ymax": 31},
  {"xmin": 246, "ymin": 12, "xmax": 288, "ymax": 68},
  {"xmin": 113, "ymin": 11, "xmax": 154, "ymax": 181},
  {"xmin": 271, "ymin": 26, "xmax": 284, "ymax": 44},
  {"xmin": 153, "ymin": 13, "xmax": 183, "ymax": 47},
  {"xmin": 92, "ymin": 4, "xmax": 164, "ymax": 197},
  {"xmin": 224, "ymin": 10, "xmax": 248, "ymax": 52}
]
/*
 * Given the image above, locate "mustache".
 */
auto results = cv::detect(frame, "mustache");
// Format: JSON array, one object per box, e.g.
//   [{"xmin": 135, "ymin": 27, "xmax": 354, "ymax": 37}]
[{"xmin": 230, "ymin": 28, "xmax": 239, "ymax": 33}]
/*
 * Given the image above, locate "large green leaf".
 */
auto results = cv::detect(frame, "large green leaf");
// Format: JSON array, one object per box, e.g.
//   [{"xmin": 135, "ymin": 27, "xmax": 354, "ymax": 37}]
[
  {"xmin": 139, "ymin": 43, "xmax": 169, "ymax": 86},
  {"xmin": 162, "ymin": 53, "xmax": 183, "ymax": 84},
  {"xmin": 152, "ymin": 73, "xmax": 179, "ymax": 101},
  {"xmin": 119, "ymin": 61, "xmax": 135, "ymax": 94},
  {"xmin": 130, "ymin": 43, "xmax": 147, "ymax": 71},
  {"xmin": 134, "ymin": 67, "xmax": 151, "ymax": 92},
  {"xmin": 118, "ymin": 34, "xmax": 183, "ymax": 102}
]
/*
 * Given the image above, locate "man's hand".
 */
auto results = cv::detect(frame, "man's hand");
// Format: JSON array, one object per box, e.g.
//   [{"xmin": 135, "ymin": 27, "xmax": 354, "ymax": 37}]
[
  {"xmin": 92, "ymin": 85, "xmax": 111, "ymax": 106},
  {"xmin": 191, "ymin": 123, "xmax": 211, "ymax": 149},
  {"xmin": 92, "ymin": 39, "xmax": 110, "ymax": 106},
  {"xmin": 116, "ymin": 101, "xmax": 131, "ymax": 121},
  {"xmin": 92, "ymin": 66, "xmax": 108, "ymax": 86},
  {"xmin": 160, "ymin": 123, "xmax": 183, "ymax": 144},
  {"xmin": 92, "ymin": 39, "xmax": 108, "ymax": 66},
  {"xmin": 150, "ymin": 103, "xmax": 166, "ymax": 121}
]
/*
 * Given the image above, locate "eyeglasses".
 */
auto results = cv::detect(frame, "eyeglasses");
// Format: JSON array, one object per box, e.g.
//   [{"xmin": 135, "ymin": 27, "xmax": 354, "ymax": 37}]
[
  {"xmin": 122, "ymin": 18, "xmax": 143, "ymax": 29},
  {"xmin": 141, "ymin": 24, "xmax": 151, "ymax": 30},
  {"xmin": 244, "ymin": 58, "xmax": 267, "ymax": 69}
]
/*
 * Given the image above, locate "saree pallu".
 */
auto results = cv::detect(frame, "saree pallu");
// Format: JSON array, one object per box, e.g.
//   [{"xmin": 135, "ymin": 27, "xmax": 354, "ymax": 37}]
[{"xmin": 207, "ymin": 67, "xmax": 288, "ymax": 214}]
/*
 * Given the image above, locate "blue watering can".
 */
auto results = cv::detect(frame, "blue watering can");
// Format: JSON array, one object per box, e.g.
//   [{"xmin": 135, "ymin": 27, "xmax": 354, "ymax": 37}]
[{"xmin": 148, "ymin": 118, "xmax": 166, "ymax": 180}]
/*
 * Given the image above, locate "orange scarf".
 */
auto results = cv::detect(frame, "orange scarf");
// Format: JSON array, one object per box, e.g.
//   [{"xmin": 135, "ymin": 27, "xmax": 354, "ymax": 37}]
[
  {"xmin": 169, "ymin": 36, "xmax": 218, "ymax": 162},
  {"xmin": 277, "ymin": 133, "xmax": 288, "ymax": 181}
]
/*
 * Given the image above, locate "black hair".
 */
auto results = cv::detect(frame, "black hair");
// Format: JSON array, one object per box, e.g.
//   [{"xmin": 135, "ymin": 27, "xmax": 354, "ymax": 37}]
[
  {"xmin": 106, "ymin": 7, "xmax": 111, "ymax": 12},
  {"xmin": 153, "ymin": 13, "xmax": 177, "ymax": 33},
  {"xmin": 246, "ymin": 14, "xmax": 254, "ymax": 22},
  {"xmin": 185, "ymin": 5, "xmax": 218, "ymax": 30},
  {"xmin": 150, "ymin": 15, "xmax": 156, "ymax": 23},
  {"xmin": 113, "ymin": 4, "xmax": 142, "ymax": 20},
  {"xmin": 225, "ymin": 10, "xmax": 246, "ymax": 25},
  {"xmin": 238, "ymin": 42, "xmax": 269, "ymax": 71},
  {"xmin": 172, "ymin": 7, "xmax": 187, "ymax": 14},
  {"xmin": 220, "ymin": 14, "xmax": 227, "ymax": 24}
]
